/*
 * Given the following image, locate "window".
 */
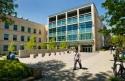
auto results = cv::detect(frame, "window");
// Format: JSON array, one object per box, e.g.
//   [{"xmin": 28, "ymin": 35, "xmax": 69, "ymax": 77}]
[
  {"xmin": 4, "ymin": 34, "xmax": 9, "ymax": 40},
  {"xmin": 27, "ymin": 36, "xmax": 30, "ymax": 41},
  {"xmin": 49, "ymin": 21, "xmax": 56, "ymax": 28},
  {"xmin": 21, "ymin": 36, "xmax": 25, "ymax": 41},
  {"xmin": 57, "ymin": 19, "xmax": 66, "ymax": 26},
  {"xmin": 39, "ymin": 38, "xmax": 41, "ymax": 42},
  {"xmin": 67, "ymin": 16, "xmax": 77, "ymax": 25},
  {"xmin": 79, "ymin": 13, "xmax": 91, "ymax": 22},
  {"xmin": 39, "ymin": 30, "xmax": 41, "ymax": 34},
  {"xmin": 79, "ymin": 22, "xmax": 92, "ymax": 33},
  {"xmin": 34, "ymin": 29, "xmax": 36, "ymax": 34},
  {"xmin": 13, "ymin": 35, "xmax": 17, "ymax": 41},
  {"xmin": 67, "ymin": 24, "xmax": 78, "ymax": 31},
  {"xmin": 13, "ymin": 25, "xmax": 17, "ymax": 31},
  {"xmin": 21, "ymin": 26, "xmax": 25, "ymax": 32},
  {"xmin": 4, "ymin": 23, "xmax": 9, "ymax": 29},
  {"xmin": 79, "ymin": 33, "xmax": 92, "ymax": 40},
  {"xmin": 67, "ymin": 35, "xmax": 77, "ymax": 41},
  {"xmin": 57, "ymin": 36, "xmax": 66, "ymax": 41},
  {"xmin": 3, "ymin": 45, "xmax": 8, "ymax": 51},
  {"xmin": 20, "ymin": 45, "xmax": 24, "ymax": 50},
  {"xmin": 57, "ymin": 26, "xmax": 66, "ymax": 32},
  {"xmin": 86, "ymin": 21, "xmax": 92, "ymax": 32},
  {"xmin": 28, "ymin": 28, "xmax": 31, "ymax": 33}
]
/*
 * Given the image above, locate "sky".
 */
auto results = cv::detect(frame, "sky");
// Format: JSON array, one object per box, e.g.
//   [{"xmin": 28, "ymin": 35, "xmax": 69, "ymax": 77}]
[{"xmin": 16, "ymin": 0, "xmax": 106, "ymax": 24}]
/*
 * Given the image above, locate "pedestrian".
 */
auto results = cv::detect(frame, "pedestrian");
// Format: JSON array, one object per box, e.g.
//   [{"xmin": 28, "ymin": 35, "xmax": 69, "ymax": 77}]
[
  {"xmin": 110, "ymin": 46, "xmax": 113, "ymax": 54},
  {"xmin": 112, "ymin": 46, "xmax": 115, "ymax": 51},
  {"xmin": 73, "ymin": 48, "xmax": 82, "ymax": 70},
  {"xmin": 9, "ymin": 52, "xmax": 16, "ymax": 60}
]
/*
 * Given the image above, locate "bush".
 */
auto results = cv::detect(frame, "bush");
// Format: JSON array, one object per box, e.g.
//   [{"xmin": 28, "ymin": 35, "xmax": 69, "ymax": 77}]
[
  {"xmin": 109, "ymin": 76, "xmax": 122, "ymax": 81},
  {"xmin": 0, "ymin": 60, "xmax": 32, "ymax": 81}
]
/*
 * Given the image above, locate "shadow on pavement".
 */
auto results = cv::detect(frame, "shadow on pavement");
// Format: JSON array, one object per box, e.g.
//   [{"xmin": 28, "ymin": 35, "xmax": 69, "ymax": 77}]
[
  {"xmin": 77, "ymin": 71, "xmax": 112, "ymax": 81},
  {"xmin": 28, "ymin": 60, "xmax": 112, "ymax": 81}
]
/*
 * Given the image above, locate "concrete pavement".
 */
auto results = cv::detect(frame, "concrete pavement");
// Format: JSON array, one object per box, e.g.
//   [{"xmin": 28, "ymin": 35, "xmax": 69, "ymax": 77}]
[{"xmin": 19, "ymin": 51, "xmax": 114, "ymax": 81}]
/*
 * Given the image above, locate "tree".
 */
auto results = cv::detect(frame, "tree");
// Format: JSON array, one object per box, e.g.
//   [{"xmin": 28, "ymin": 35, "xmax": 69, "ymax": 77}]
[
  {"xmin": 60, "ymin": 42, "xmax": 67, "ymax": 49},
  {"xmin": 25, "ymin": 35, "xmax": 36, "ymax": 50},
  {"xmin": 102, "ymin": 0, "xmax": 125, "ymax": 35},
  {"xmin": 0, "ymin": 0, "xmax": 18, "ymax": 23},
  {"xmin": 41, "ymin": 42, "xmax": 47, "ymax": 49},
  {"xmin": 8, "ymin": 42, "xmax": 15, "ymax": 52},
  {"xmin": 110, "ymin": 35, "xmax": 125, "ymax": 47},
  {"xmin": 48, "ymin": 38, "xmax": 56, "ymax": 50}
]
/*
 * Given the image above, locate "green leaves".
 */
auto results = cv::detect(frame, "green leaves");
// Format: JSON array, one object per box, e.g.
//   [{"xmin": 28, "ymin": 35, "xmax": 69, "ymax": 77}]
[
  {"xmin": 25, "ymin": 35, "xmax": 36, "ymax": 50},
  {"xmin": 110, "ymin": 35, "xmax": 125, "ymax": 47},
  {"xmin": 60, "ymin": 42, "xmax": 67, "ymax": 49},
  {"xmin": 0, "ymin": 0, "xmax": 18, "ymax": 23},
  {"xmin": 48, "ymin": 38, "xmax": 56, "ymax": 50},
  {"xmin": 0, "ymin": 60, "xmax": 31, "ymax": 81},
  {"xmin": 102, "ymin": 0, "xmax": 125, "ymax": 35},
  {"xmin": 8, "ymin": 42, "xmax": 15, "ymax": 52}
]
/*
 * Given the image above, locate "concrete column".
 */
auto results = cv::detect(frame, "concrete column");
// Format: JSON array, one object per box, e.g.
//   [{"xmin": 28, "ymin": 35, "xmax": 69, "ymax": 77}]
[
  {"xmin": 78, "ymin": 44, "xmax": 81, "ymax": 52},
  {"xmin": 77, "ymin": 9, "xmax": 80, "ymax": 41},
  {"xmin": 91, "ymin": 4, "xmax": 96, "ymax": 52},
  {"xmin": 47, "ymin": 17, "xmax": 50, "ymax": 42},
  {"xmin": 65, "ymin": 12, "xmax": 68, "ymax": 41},
  {"xmin": 56, "ymin": 15, "xmax": 58, "ymax": 42}
]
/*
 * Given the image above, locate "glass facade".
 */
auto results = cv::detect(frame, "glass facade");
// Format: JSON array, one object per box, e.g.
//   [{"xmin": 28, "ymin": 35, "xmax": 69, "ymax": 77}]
[
  {"xmin": 67, "ymin": 16, "xmax": 77, "ymax": 25},
  {"xmin": 79, "ymin": 21, "xmax": 92, "ymax": 40},
  {"xmin": 49, "ymin": 10, "xmax": 92, "ymax": 42},
  {"xmin": 79, "ymin": 13, "xmax": 91, "ymax": 23},
  {"xmin": 57, "ymin": 19, "xmax": 66, "ymax": 27},
  {"xmin": 49, "ymin": 21, "xmax": 56, "ymax": 28}
]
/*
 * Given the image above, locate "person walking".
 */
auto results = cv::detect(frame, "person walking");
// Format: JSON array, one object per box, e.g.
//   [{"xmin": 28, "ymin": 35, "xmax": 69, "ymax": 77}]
[{"xmin": 73, "ymin": 48, "xmax": 82, "ymax": 70}]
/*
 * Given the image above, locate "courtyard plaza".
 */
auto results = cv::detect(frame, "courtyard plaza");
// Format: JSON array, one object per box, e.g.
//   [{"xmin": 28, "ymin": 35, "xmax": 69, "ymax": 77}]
[{"xmin": 19, "ymin": 51, "xmax": 114, "ymax": 81}]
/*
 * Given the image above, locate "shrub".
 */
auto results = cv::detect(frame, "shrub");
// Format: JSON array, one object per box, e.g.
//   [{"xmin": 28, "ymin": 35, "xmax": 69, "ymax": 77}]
[
  {"xmin": 109, "ymin": 76, "xmax": 122, "ymax": 81},
  {"xmin": 0, "ymin": 60, "xmax": 32, "ymax": 81}
]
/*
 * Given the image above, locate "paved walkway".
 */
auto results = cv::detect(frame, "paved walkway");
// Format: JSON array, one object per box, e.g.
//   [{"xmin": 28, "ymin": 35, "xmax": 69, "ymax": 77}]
[{"xmin": 19, "ymin": 51, "xmax": 114, "ymax": 81}]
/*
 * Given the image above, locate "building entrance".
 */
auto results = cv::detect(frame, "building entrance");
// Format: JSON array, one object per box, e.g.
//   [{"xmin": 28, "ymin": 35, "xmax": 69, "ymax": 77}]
[{"xmin": 81, "ymin": 45, "xmax": 92, "ymax": 52}]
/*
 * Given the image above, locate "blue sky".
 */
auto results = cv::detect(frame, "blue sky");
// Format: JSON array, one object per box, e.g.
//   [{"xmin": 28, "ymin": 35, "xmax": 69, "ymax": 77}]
[{"xmin": 16, "ymin": 0, "xmax": 106, "ymax": 24}]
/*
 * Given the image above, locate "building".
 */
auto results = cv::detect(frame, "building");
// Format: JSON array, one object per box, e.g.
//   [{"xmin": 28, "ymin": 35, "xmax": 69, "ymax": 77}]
[
  {"xmin": 48, "ymin": 3, "xmax": 103, "ymax": 52},
  {"xmin": 0, "ymin": 16, "xmax": 47, "ymax": 54}
]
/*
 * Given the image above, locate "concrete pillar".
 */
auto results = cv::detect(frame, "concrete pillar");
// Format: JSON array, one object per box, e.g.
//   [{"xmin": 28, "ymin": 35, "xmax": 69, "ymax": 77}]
[
  {"xmin": 91, "ymin": 4, "xmax": 96, "ymax": 52},
  {"xmin": 66, "ymin": 12, "xmax": 68, "ymax": 41},
  {"xmin": 77, "ymin": 9, "xmax": 80, "ymax": 41},
  {"xmin": 56, "ymin": 15, "xmax": 58, "ymax": 42},
  {"xmin": 78, "ymin": 44, "xmax": 81, "ymax": 52}
]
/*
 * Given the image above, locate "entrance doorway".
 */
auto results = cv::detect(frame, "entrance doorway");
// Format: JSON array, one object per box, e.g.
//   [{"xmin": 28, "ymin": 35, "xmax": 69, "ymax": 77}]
[{"xmin": 82, "ymin": 45, "xmax": 92, "ymax": 52}]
